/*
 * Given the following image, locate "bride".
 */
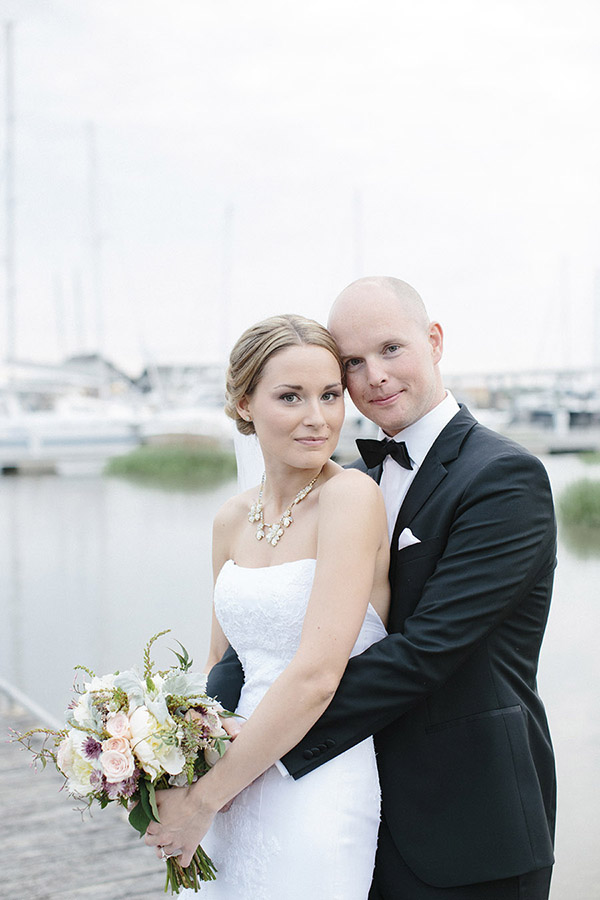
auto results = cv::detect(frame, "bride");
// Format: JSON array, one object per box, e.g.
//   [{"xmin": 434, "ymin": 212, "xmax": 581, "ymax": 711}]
[{"xmin": 145, "ymin": 314, "xmax": 389, "ymax": 898}]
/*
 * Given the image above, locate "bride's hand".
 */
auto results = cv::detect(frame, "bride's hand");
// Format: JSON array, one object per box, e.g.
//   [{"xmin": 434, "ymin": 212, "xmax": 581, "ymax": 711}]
[{"xmin": 144, "ymin": 783, "xmax": 217, "ymax": 868}]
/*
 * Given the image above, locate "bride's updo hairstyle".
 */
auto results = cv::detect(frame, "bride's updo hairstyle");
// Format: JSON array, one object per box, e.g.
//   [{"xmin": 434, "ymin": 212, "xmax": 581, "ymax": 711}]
[{"xmin": 225, "ymin": 313, "xmax": 344, "ymax": 436}]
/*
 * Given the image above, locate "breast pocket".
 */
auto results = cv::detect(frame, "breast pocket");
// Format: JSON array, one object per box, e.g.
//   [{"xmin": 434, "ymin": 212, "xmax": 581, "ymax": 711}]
[
  {"xmin": 389, "ymin": 536, "xmax": 445, "ymax": 628},
  {"xmin": 395, "ymin": 535, "xmax": 445, "ymax": 564}
]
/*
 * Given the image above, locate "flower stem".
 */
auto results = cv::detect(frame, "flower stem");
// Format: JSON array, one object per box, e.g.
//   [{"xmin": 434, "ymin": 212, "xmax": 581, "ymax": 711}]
[{"xmin": 163, "ymin": 845, "xmax": 217, "ymax": 894}]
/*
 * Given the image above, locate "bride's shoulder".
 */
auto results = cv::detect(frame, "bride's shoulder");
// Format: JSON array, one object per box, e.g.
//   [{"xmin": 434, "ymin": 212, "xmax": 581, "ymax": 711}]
[
  {"xmin": 213, "ymin": 487, "xmax": 256, "ymax": 529},
  {"xmin": 320, "ymin": 466, "xmax": 382, "ymax": 508},
  {"xmin": 317, "ymin": 468, "xmax": 386, "ymax": 550}
]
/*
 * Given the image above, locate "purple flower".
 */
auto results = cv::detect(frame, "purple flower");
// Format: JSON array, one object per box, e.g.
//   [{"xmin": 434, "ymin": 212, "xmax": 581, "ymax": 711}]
[
  {"xmin": 104, "ymin": 771, "xmax": 139, "ymax": 800},
  {"xmin": 89, "ymin": 768, "xmax": 104, "ymax": 790},
  {"xmin": 83, "ymin": 737, "xmax": 103, "ymax": 760},
  {"xmin": 120, "ymin": 772, "xmax": 141, "ymax": 798},
  {"xmin": 105, "ymin": 779, "xmax": 123, "ymax": 800}
]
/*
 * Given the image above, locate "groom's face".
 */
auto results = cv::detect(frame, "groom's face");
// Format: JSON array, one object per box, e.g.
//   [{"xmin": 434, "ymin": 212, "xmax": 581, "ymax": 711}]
[{"xmin": 329, "ymin": 286, "xmax": 444, "ymax": 436}]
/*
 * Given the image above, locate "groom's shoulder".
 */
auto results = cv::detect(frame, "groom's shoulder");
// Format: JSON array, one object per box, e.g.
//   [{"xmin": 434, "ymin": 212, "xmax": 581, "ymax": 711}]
[
  {"xmin": 453, "ymin": 418, "xmax": 551, "ymax": 495},
  {"xmin": 464, "ymin": 419, "xmax": 541, "ymax": 464},
  {"xmin": 448, "ymin": 405, "xmax": 538, "ymax": 461}
]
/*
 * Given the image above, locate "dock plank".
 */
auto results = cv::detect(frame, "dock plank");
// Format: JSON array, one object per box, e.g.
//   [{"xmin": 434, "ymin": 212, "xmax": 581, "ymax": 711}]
[{"xmin": 1, "ymin": 687, "xmax": 167, "ymax": 899}]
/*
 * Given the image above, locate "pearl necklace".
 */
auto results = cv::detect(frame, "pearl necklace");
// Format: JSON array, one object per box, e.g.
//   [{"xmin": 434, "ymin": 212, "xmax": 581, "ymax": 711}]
[{"xmin": 248, "ymin": 469, "xmax": 322, "ymax": 546}]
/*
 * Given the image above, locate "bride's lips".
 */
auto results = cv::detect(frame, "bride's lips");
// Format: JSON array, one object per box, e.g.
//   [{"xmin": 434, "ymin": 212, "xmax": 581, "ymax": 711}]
[{"xmin": 295, "ymin": 437, "xmax": 328, "ymax": 446}]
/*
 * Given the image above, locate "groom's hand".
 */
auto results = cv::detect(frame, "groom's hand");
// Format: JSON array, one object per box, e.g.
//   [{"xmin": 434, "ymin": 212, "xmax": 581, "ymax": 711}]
[
  {"xmin": 219, "ymin": 717, "xmax": 244, "ymax": 811},
  {"xmin": 221, "ymin": 716, "xmax": 243, "ymax": 740}
]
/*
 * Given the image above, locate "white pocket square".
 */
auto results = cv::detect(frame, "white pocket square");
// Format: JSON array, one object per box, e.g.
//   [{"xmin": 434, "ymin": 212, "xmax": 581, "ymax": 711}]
[{"xmin": 397, "ymin": 527, "xmax": 421, "ymax": 551}]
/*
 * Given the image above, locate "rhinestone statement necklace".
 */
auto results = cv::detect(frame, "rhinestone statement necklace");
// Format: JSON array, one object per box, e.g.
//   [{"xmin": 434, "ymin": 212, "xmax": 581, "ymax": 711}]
[{"xmin": 248, "ymin": 469, "xmax": 322, "ymax": 546}]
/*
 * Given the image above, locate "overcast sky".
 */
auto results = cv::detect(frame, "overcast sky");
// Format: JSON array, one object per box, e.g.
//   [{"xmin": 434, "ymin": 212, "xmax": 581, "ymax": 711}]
[{"xmin": 1, "ymin": 0, "xmax": 599, "ymax": 375}]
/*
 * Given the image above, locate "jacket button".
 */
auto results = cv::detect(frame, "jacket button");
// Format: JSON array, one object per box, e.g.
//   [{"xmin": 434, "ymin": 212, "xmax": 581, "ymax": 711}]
[
  {"xmin": 325, "ymin": 739, "xmax": 335, "ymax": 748},
  {"xmin": 302, "ymin": 749, "xmax": 314, "ymax": 760},
  {"xmin": 317, "ymin": 743, "xmax": 328, "ymax": 751},
  {"xmin": 311, "ymin": 747, "xmax": 321, "ymax": 756}
]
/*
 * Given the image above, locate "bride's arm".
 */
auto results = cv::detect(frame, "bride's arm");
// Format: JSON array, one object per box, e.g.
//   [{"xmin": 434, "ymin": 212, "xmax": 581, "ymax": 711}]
[
  {"xmin": 204, "ymin": 496, "xmax": 241, "ymax": 674},
  {"xmin": 203, "ymin": 504, "xmax": 247, "ymax": 708},
  {"xmin": 145, "ymin": 469, "xmax": 387, "ymax": 865}
]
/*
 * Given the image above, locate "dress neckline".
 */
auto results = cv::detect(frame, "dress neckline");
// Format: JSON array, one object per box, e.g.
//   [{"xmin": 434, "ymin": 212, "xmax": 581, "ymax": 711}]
[
  {"xmin": 217, "ymin": 558, "xmax": 387, "ymax": 633},
  {"xmin": 224, "ymin": 558, "xmax": 317, "ymax": 572}
]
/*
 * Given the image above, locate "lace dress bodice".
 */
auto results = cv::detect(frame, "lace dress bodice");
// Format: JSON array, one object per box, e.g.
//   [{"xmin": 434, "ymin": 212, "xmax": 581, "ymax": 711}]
[{"xmin": 214, "ymin": 557, "xmax": 386, "ymax": 720}]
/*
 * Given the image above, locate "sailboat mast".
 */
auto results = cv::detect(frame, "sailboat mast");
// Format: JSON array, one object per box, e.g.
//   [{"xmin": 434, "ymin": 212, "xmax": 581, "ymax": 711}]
[
  {"xmin": 87, "ymin": 121, "xmax": 104, "ymax": 359},
  {"xmin": 4, "ymin": 21, "xmax": 16, "ymax": 364},
  {"xmin": 220, "ymin": 202, "xmax": 234, "ymax": 362},
  {"xmin": 353, "ymin": 188, "xmax": 363, "ymax": 278},
  {"xmin": 594, "ymin": 270, "xmax": 600, "ymax": 374}
]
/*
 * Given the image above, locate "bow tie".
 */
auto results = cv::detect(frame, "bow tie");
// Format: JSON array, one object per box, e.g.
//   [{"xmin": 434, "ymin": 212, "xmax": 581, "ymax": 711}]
[{"xmin": 356, "ymin": 438, "xmax": 413, "ymax": 470}]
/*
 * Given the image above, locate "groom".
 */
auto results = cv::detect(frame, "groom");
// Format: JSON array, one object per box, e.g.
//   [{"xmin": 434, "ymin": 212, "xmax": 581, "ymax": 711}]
[{"xmin": 209, "ymin": 276, "xmax": 556, "ymax": 899}]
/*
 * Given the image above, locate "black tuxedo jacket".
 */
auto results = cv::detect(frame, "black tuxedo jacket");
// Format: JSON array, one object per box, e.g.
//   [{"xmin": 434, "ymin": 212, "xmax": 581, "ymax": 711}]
[{"xmin": 207, "ymin": 406, "xmax": 557, "ymax": 889}]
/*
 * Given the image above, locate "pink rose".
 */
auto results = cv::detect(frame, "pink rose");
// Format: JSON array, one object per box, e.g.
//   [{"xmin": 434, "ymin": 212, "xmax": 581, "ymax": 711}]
[
  {"xmin": 100, "ymin": 748, "xmax": 135, "ymax": 783},
  {"xmin": 106, "ymin": 712, "xmax": 131, "ymax": 739},
  {"xmin": 102, "ymin": 736, "xmax": 130, "ymax": 754}
]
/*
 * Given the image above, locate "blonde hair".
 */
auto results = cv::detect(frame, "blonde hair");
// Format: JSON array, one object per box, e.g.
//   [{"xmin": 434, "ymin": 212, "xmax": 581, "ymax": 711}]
[{"xmin": 225, "ymin": 314, "xmax": 344, "ymax": 435}]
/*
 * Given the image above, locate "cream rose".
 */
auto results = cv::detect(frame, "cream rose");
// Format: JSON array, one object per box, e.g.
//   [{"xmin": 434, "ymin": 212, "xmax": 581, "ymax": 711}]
[
  {"xmin": 129, "ymin": 707, "xmax": 163, "ymax": 778},
  {"xmin": 100, "ymin": 748, "xmax": 135, "ymax": 782},
  {"xmin": 56, "ymin": 734, "xmax": 75, "ymax": 778},
  {"xmin": 129, "ymin": 706, "xmax": 185, "ymax": 779},
  {"xmin": 57, "ymin": 732, "xmax": 96, "ymax": 796},
  {"xmin": 70, "ymin": 754, "xmax": 96, "ymax": 793}
]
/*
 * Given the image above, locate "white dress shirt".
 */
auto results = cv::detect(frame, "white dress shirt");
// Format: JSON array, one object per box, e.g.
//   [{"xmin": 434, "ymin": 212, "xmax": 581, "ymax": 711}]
[{"xmin": 379, "ymin": 392, "xmax": 460, "ymax": 541}]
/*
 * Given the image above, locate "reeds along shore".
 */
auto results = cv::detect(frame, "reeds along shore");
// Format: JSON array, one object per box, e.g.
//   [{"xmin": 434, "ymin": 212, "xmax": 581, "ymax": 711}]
[
  {"xmin": 559, "ymin": 477, "xmax": 600, "ymax": 529},
  {"xmin": 106, "ymin": 443, "xmax": 600, "ymax": 533},
  {"xmin": 105, "ymin": 442, "xmax": 237, "ymax": 490}
]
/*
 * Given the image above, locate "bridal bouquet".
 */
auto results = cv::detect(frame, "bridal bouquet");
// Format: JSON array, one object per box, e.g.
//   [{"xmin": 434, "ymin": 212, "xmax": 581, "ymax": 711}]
[{"xmin": 12, "ymin": 630, "xmax": 232, "ymax": 894}]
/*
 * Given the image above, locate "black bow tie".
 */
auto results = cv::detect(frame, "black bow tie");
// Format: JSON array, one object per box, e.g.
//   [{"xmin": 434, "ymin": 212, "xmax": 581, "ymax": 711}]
[{"xmin": 356, "ymin": 438, "xmax": 413, "ymax": 470}]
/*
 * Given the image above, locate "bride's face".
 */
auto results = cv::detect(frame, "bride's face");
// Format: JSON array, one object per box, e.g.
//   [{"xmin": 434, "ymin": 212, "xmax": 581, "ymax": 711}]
[{"xmin": 238, "ymin": 344, "xmax": 345, "ymax": 470}]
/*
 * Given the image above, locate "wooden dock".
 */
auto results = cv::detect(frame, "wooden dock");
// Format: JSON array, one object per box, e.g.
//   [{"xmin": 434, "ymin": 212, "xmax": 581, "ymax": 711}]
[{"xmin": 1, "ymin": 684, "xmax": 167, "ymax": 899}]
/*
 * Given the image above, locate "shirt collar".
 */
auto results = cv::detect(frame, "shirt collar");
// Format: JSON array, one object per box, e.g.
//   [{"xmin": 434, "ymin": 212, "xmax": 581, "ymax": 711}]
[{"xmin": 378, "ymin": 391, "xmax": 460, "ymax": 468}]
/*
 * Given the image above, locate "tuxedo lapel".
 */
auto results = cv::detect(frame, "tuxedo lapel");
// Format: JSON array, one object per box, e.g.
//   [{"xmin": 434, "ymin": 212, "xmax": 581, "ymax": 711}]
[
  {"xmin": 390, "ymin": 406, "xmax": 477, "ymax": 549},
  {"xmin": 391, "ymin": 455, "xmax": 447, "ymax": 544}
]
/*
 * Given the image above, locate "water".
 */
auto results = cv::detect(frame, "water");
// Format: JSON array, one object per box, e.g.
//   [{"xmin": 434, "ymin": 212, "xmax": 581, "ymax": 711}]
[
  {"xmin": 1, "ymin": 456, "xmax": 599, "ymax": 899},
  {"xmin": 0, "ymin": 474, "xmax": 234, "ymax": 720}
]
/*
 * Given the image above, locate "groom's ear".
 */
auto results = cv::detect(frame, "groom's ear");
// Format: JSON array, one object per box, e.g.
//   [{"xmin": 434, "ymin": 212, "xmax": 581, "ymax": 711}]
[{"xmin": 429, "ymin": 322, "xmax": 443, "ymax": 364}]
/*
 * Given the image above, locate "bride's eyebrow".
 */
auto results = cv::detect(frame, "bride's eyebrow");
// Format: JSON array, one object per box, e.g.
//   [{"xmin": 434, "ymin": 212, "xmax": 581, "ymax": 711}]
[{"xmin": 272, "ymin": 382, "xmax": 342, "ymax": 390}]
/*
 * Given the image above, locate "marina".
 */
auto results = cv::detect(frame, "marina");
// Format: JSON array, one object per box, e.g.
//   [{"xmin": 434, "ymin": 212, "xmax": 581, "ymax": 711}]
[{"xmin": 2, "ymin": 358, "xmax": 600, "ymax": 476}]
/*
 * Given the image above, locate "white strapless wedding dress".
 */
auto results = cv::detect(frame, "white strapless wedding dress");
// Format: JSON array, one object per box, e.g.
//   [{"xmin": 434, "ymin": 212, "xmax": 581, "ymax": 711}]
[{"xmin": 184, "ymin": 558, "xmax": 386, "ymax": 899}]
